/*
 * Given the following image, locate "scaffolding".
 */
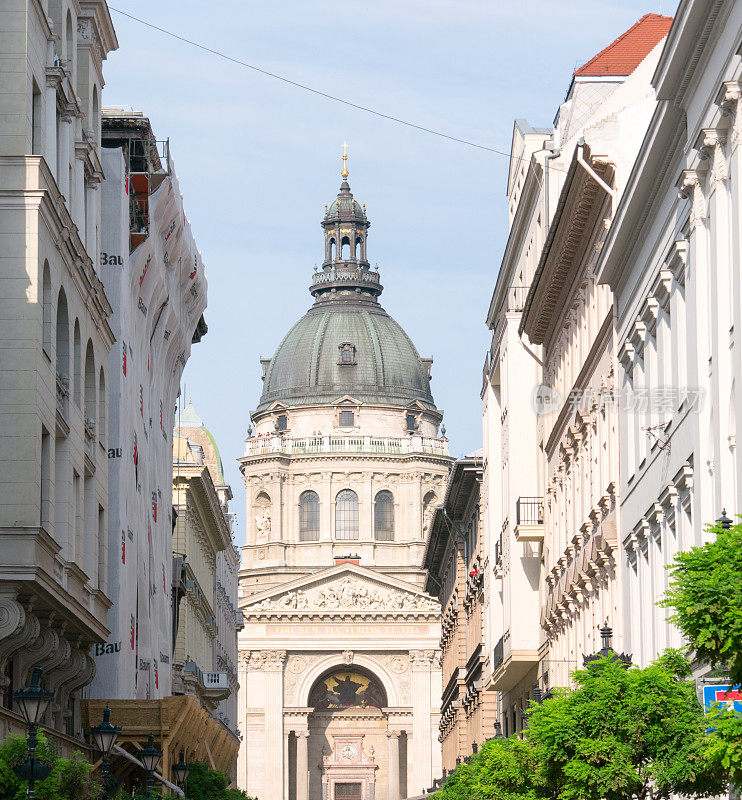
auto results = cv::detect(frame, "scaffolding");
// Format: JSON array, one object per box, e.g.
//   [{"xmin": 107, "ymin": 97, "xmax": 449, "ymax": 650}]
[{"xmin": 127, "ymin": 137, "xmax": 170, "ymax": 252}]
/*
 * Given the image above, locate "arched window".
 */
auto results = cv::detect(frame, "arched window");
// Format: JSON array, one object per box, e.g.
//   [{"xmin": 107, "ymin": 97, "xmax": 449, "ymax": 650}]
[
  {"xmin": 98, "ymin": 367, "xmax": 106, "ymax": 446},
  {"xmin": 341, "ymin": 236, "xmax": 350, "ymax": 260},
  {"xmin": 73, "ymin": 320, "xmax": 81, "ymax": 406},
  {"xmin": 42, "ymin": 261, "xmax": 52, "ymax": 355},
  {"xmin": 92, "ymin": 85, "xmax": 99, "ymax": 139},
  {"xmin": 55, "ymin": 287, "xmax": 69, "ymax": 380},
  {"xmin": 299, "ymin": 491, "xmax": 319, "ymax": 541},
  {"xmin": 354, "ymin": 237, "xmax": 361, "ymax": 260},
  {"xmin": 335, "ymin": 489, "xmax": 358, "ymax": 540},
  {"xmin": 329, "ymin": 239, "xmax": 336, "ymax": 261},
  {"xmin": 374, "ymin": 490, "xmax": 394, "ymax": 541},
  {"xmin": 84, "ymin": 341, "xmax": 96, "ymax": 430}
]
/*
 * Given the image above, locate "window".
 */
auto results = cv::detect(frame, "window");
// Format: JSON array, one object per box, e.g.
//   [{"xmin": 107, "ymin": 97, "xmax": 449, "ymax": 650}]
[
  {"xmin": 98, "ymin": 368, "xmax": 106, "ymax": 445},
  {"xmin": 42, "ymin": 262, "xmax": 52, "ymax": 356},
  {"xmin": 335, "ymin": 490, "xmax": 358, "ymax": 540},
  {"xmin": 276, "ymin": 413, "xmax": 287, "ymax": 432},
  {"xmin": 56, "ymin": 288, "xmax": 69, "ymax": 379},
  {"xmin": 73, "ymin": 320, "xmax": 81, "ymax": 406},
  {"xmin": 84, "ymin": 340, "xmax": 96, "ymax": 430},
  {"xmin": 339, "ymin": 410, "xmax": 355, "ymax": 427},
  {"xmin": 32, "ymin": 80, "xmax": 42, "ymax": 154},
  {"xmin": 341, "ymin": 236, "xmax": 351, "ymax": 259},
  {"xmin": 335, "ymin": 784, "xmax": 362, "ymax": 800},
  {"xmin": 374, "ymin": 490, "xmax": 394, "ymax": 541},
  {"xmin": 299, "ymin": 491, "xmax": 320, "ymax": 541},
  {"xmin": 406, "ymin": 412, "xmax": 417, "ymax": 432}
]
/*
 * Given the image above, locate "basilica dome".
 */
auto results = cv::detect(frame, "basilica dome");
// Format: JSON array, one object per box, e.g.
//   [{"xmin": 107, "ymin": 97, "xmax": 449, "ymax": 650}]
[{"xmin": 255, "ymin": 166, "xmax": 438, "ymax": 416}]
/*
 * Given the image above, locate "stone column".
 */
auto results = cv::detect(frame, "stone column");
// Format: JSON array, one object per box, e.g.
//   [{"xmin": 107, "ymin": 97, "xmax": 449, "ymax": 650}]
[
  {"xmin": 410, "ymin": 650, "xmax": 435, "ymax": 794},
  {"xmin": 387, "ymin": 729, "xmax": 400, "ymax": 800},
  {"xmin": 44, "ymin": 79, "xmax": 58, "ymax": 178},
  {"xmin": 263, "ymin": 651, "xmax": 287, "ymax": 800},
  {"xmin": 296, "ymin": 730, "xmax": 309, "ymax": 800},
  {"xmin": 85, "ymin": 181, "xmax": 98, "ymax": 262},
  {"xmin": 57, "ymin": 115, "xmax": 71, "ymax": 198}
]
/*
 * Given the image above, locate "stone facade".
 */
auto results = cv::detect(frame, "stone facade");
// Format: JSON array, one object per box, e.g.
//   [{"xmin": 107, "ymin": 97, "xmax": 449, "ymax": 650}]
[
  {"xmin": 424, "ymin": 456, "xmax": 494, "ymax": 775},
  {"xmin": 237, "ymin": 165, "xmax": 452, "ymax": 800},
  {"xmin": 481, "ymin": 14, "xmax": 672, "ymax": 738},
  {"xmin": 0, "ymin": 0, "xmax": 117, "ymax": 745},
  {"xmin": 597, "ymin": 0, "xmax": 742, "ymax": 669}
]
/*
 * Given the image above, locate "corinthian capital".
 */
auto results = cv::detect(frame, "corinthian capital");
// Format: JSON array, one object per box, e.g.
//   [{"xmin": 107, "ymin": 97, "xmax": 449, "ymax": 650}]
[{"xmin": 410, "ymin": 649, "xmax": 437, "ymax": 668}]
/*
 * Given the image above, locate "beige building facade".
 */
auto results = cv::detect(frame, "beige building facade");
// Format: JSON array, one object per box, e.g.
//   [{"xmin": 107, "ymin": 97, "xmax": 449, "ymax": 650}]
[
  {"xmin": 0, "ymin": 0, "xmax": 117, "ymax": 747},
  {"xmin": 237, "ymin": 164, "xmax": 452, "ymax": 800},
  {"xmin": 423, "ymin": 456, "xmax": 494, "ymax": 774}
]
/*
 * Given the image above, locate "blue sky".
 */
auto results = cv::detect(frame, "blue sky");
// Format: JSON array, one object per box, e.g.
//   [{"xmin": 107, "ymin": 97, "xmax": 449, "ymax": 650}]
[{"xmin": 103, "ymin": 0, "xmax": 668, "ymax": 545}]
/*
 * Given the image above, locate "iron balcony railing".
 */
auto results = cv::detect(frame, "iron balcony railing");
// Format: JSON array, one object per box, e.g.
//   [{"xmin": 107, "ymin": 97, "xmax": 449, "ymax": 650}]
[
  {"xmin": 516, "ymin": 497, "xmax": 544, "ymax": 526},
  {"xmin": 493, "ymin": 636, "xmax": 504, "ymax": 670}
]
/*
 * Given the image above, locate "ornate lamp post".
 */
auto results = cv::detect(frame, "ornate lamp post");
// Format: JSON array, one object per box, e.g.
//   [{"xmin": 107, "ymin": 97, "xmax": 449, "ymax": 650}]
[
  {"xmin": 89, "ymin": 706, "xmax": 122, "ymax": 797},
  {"xmin": 172, "ymin": 750, "xmax": 190, "ymax": 792},
  {"xmin": 717, "ymin": 509, "xmax": 733, "ymax": 530},
  {"xmin": 138, "ymin": 733, "xmax": 162, "ymax": 797},
  {"xmin": 583, "ymin": 623, "xmax": 632, "ymax": 668},
  {"xmin": 12, "ymin": 667, "xmax": 55, "ymax": 800}
]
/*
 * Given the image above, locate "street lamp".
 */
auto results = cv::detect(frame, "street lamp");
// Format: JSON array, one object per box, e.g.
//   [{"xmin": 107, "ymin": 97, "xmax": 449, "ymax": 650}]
[
  {"xmin": 138, "ymin": 733, "xmax": 162, "ymax": 797},
  {"xmin": 13, "ymin": 667, "xmax": 55, "ymax": 800},
  {"xmin": 90, "ymin": 706, "xmax": 121, "ymax": 797},
  {"xmin": 172, "ymin": 750, "xmax": 190, "ymax": 790},
  {"xmin": 717, "ymin": 509, "xmax": 732, "ymax": 530}
]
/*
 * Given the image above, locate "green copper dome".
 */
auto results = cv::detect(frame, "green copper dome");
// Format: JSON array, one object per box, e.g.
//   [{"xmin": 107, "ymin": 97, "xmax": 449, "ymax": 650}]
[
  {"xmin": 257, "ymin": 300, "xmax": 436, "ymax": 413},
  {"xmin": 256, "ymin": 170, "xmax": 438, "ymax": 416}
]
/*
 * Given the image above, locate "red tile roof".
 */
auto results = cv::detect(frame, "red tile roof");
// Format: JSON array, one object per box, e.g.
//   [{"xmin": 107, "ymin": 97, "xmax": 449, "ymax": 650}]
[{"xmin": 574, "ymin": 13, "xmax": 673, "ymax": 77}]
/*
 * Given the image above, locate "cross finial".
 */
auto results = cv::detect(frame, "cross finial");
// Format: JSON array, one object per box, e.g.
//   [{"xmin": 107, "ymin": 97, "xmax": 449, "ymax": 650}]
[{"xmin": 341, "ymin": 141, "xmax": 349, "ymax": 179}]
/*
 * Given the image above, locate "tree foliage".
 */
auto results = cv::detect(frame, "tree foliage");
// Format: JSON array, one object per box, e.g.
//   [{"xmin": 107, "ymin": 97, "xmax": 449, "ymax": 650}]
[
  {"xmin": 0, "ymin": 732, "xmax": 102, "ymax": 800},
  {"xmin": 663, "ymin": 518, "xmax": 742, "ymax": 685},
  {"xmin": 182, "ymin": 761, "xmax": 257, "ymax": 800},
  {"xmin": 435, "ymin": 652, "xmax": 726, "ymax": 800}
]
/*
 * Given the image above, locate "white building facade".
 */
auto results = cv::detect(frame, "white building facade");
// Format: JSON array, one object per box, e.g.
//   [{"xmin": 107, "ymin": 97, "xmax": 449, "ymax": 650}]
[
  {"xmin": 0, "ymin": 0, "xmax": 117, "ymax": 746},
  {"xmin": 237, "ymin": 164, "xmax": 452, "ymax": 800},
  {"xmin": 89, "ymin": 110, "xmax": 208, "ymax": 702},
  {"xmin": 520, "ymin": 21, "xmax": 670, "ymax": 688},
  {"xmin": 598, "ymin": 0, "xmax": 742, "ymax": 668}
]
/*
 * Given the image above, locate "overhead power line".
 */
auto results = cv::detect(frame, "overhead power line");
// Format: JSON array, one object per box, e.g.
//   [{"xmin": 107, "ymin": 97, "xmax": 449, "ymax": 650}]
[{"xmin": 108, "ymin": 6, "xmax": 517, "ymax": 158}]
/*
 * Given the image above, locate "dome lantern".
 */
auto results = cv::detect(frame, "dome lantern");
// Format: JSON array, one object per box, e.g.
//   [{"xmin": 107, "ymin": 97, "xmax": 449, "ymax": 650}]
[{"xmin": 312, "ymin": 146, "xmax": 381, "ymax": 301}]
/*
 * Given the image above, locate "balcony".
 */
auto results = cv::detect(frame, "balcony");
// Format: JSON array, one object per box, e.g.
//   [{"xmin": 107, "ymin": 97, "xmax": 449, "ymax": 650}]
[
  {"xmin": 180, "ymin": 661, "xmax": 231, "ymax": 710},
  {"xmin": 514, "ymin": 496, "xmax": 544, "ymax": 542},
  {"xmin": 487, "ymin": 632, "xmax": 539, "ymax": 692},
  {"xmin": 243, "ymin": 433, "xmax": 449, "ymax": 458}
]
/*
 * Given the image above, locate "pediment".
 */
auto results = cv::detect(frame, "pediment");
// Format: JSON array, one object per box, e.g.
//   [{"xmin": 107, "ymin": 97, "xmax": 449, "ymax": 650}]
[
  {"xmin": 241, "ymin": 564, "xmax": 440, "ymax": 615},
  {"xmin": 333, "ymin": 395, "xmax": 362, "ymax": 406},
  {"xmin": 267, "ymin": 401, "xmax": 288, "ymax": 412},
  {"xmin": 405, "ymin": 399, "xmax": 427, "ymax": 411}
]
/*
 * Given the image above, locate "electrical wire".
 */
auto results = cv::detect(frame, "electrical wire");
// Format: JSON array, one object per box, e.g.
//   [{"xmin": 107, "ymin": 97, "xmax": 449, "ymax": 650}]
[{"xmin": 108, "ymin": 5, "xmax": 560, "ymax": 167}]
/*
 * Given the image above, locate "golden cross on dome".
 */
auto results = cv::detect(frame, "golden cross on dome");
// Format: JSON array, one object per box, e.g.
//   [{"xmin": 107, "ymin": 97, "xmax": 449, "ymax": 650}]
[{"xmin": 341, "ymin": 141, "xmax": 349, "ymax": 179}]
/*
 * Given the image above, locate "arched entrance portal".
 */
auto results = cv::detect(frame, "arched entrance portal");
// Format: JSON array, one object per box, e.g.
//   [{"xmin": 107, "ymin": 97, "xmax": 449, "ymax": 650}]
[{"xmin": 288, "ymin": 666, "xmax": 407, "ymax": 800}]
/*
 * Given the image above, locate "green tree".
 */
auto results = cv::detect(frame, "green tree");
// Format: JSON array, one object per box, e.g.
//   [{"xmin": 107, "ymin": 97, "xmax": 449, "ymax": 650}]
[
  {"xmin": 526, "ymin": 652, "xmax": 725, "ymax": 800},
  {"xmin": 663, "ymin": 518, "xmax": 742, "ymax": 685},
  {"xmin": 434, "ymin": 736, "xmax": 544, "ymax": 800},
  {"xmin": 182, "ymin": 761, "xmax": 257, "ymax": 800},
  {"xmin": 436, "ymin": 652, "xmax": 726, "ymax": 800}
]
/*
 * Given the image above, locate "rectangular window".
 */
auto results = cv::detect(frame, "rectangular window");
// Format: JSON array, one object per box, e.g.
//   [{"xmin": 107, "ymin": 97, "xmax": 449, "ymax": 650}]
[
  {"xmin": 406, "ymin": 412, "xmax": 417, "ymax": 431},
  {"xmin": 276, "ymin": 414, "xmax": 287, "ymax": 431},
  {"xmin": 339, "ymin": 410, "xmax": 355, "ymax": 427}
]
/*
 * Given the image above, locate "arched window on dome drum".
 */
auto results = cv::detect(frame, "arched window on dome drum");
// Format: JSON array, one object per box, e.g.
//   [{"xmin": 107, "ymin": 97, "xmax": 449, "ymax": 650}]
[
  {"xmin": 374, "ymin": 490, "xmax": 394, "ymax": 541},
  {"xmin": 299, "ymin": 490, "xmax": 320, "ymax": 541},
  {"xmin": 329, "ymin": 238, "xmax": 336, "ymax": 261},
  {"xmin": 341, "ymin": 236, "xmax": 351, "ymax": 260},
  {"xmin": 335, "ymin": 489, "xmax": 358, "ymax": 540}
]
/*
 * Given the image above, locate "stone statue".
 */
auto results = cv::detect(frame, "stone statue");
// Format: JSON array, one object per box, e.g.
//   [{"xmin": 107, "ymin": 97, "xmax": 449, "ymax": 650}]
[{"xmin": 255, "ymin": 504, "xmax": 271, "ymax": 538}]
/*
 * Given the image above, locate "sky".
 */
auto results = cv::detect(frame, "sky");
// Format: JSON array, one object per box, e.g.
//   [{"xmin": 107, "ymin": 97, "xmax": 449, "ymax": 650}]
[{"xmin": 103, "ymin": 0, "xmax": 670, "ymax": 546}]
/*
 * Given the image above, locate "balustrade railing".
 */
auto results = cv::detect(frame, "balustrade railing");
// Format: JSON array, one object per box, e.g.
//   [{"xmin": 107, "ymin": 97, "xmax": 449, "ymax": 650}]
[{"xmin": 244, "ymin": 434, "xmax": 448, "ymax": 457}]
